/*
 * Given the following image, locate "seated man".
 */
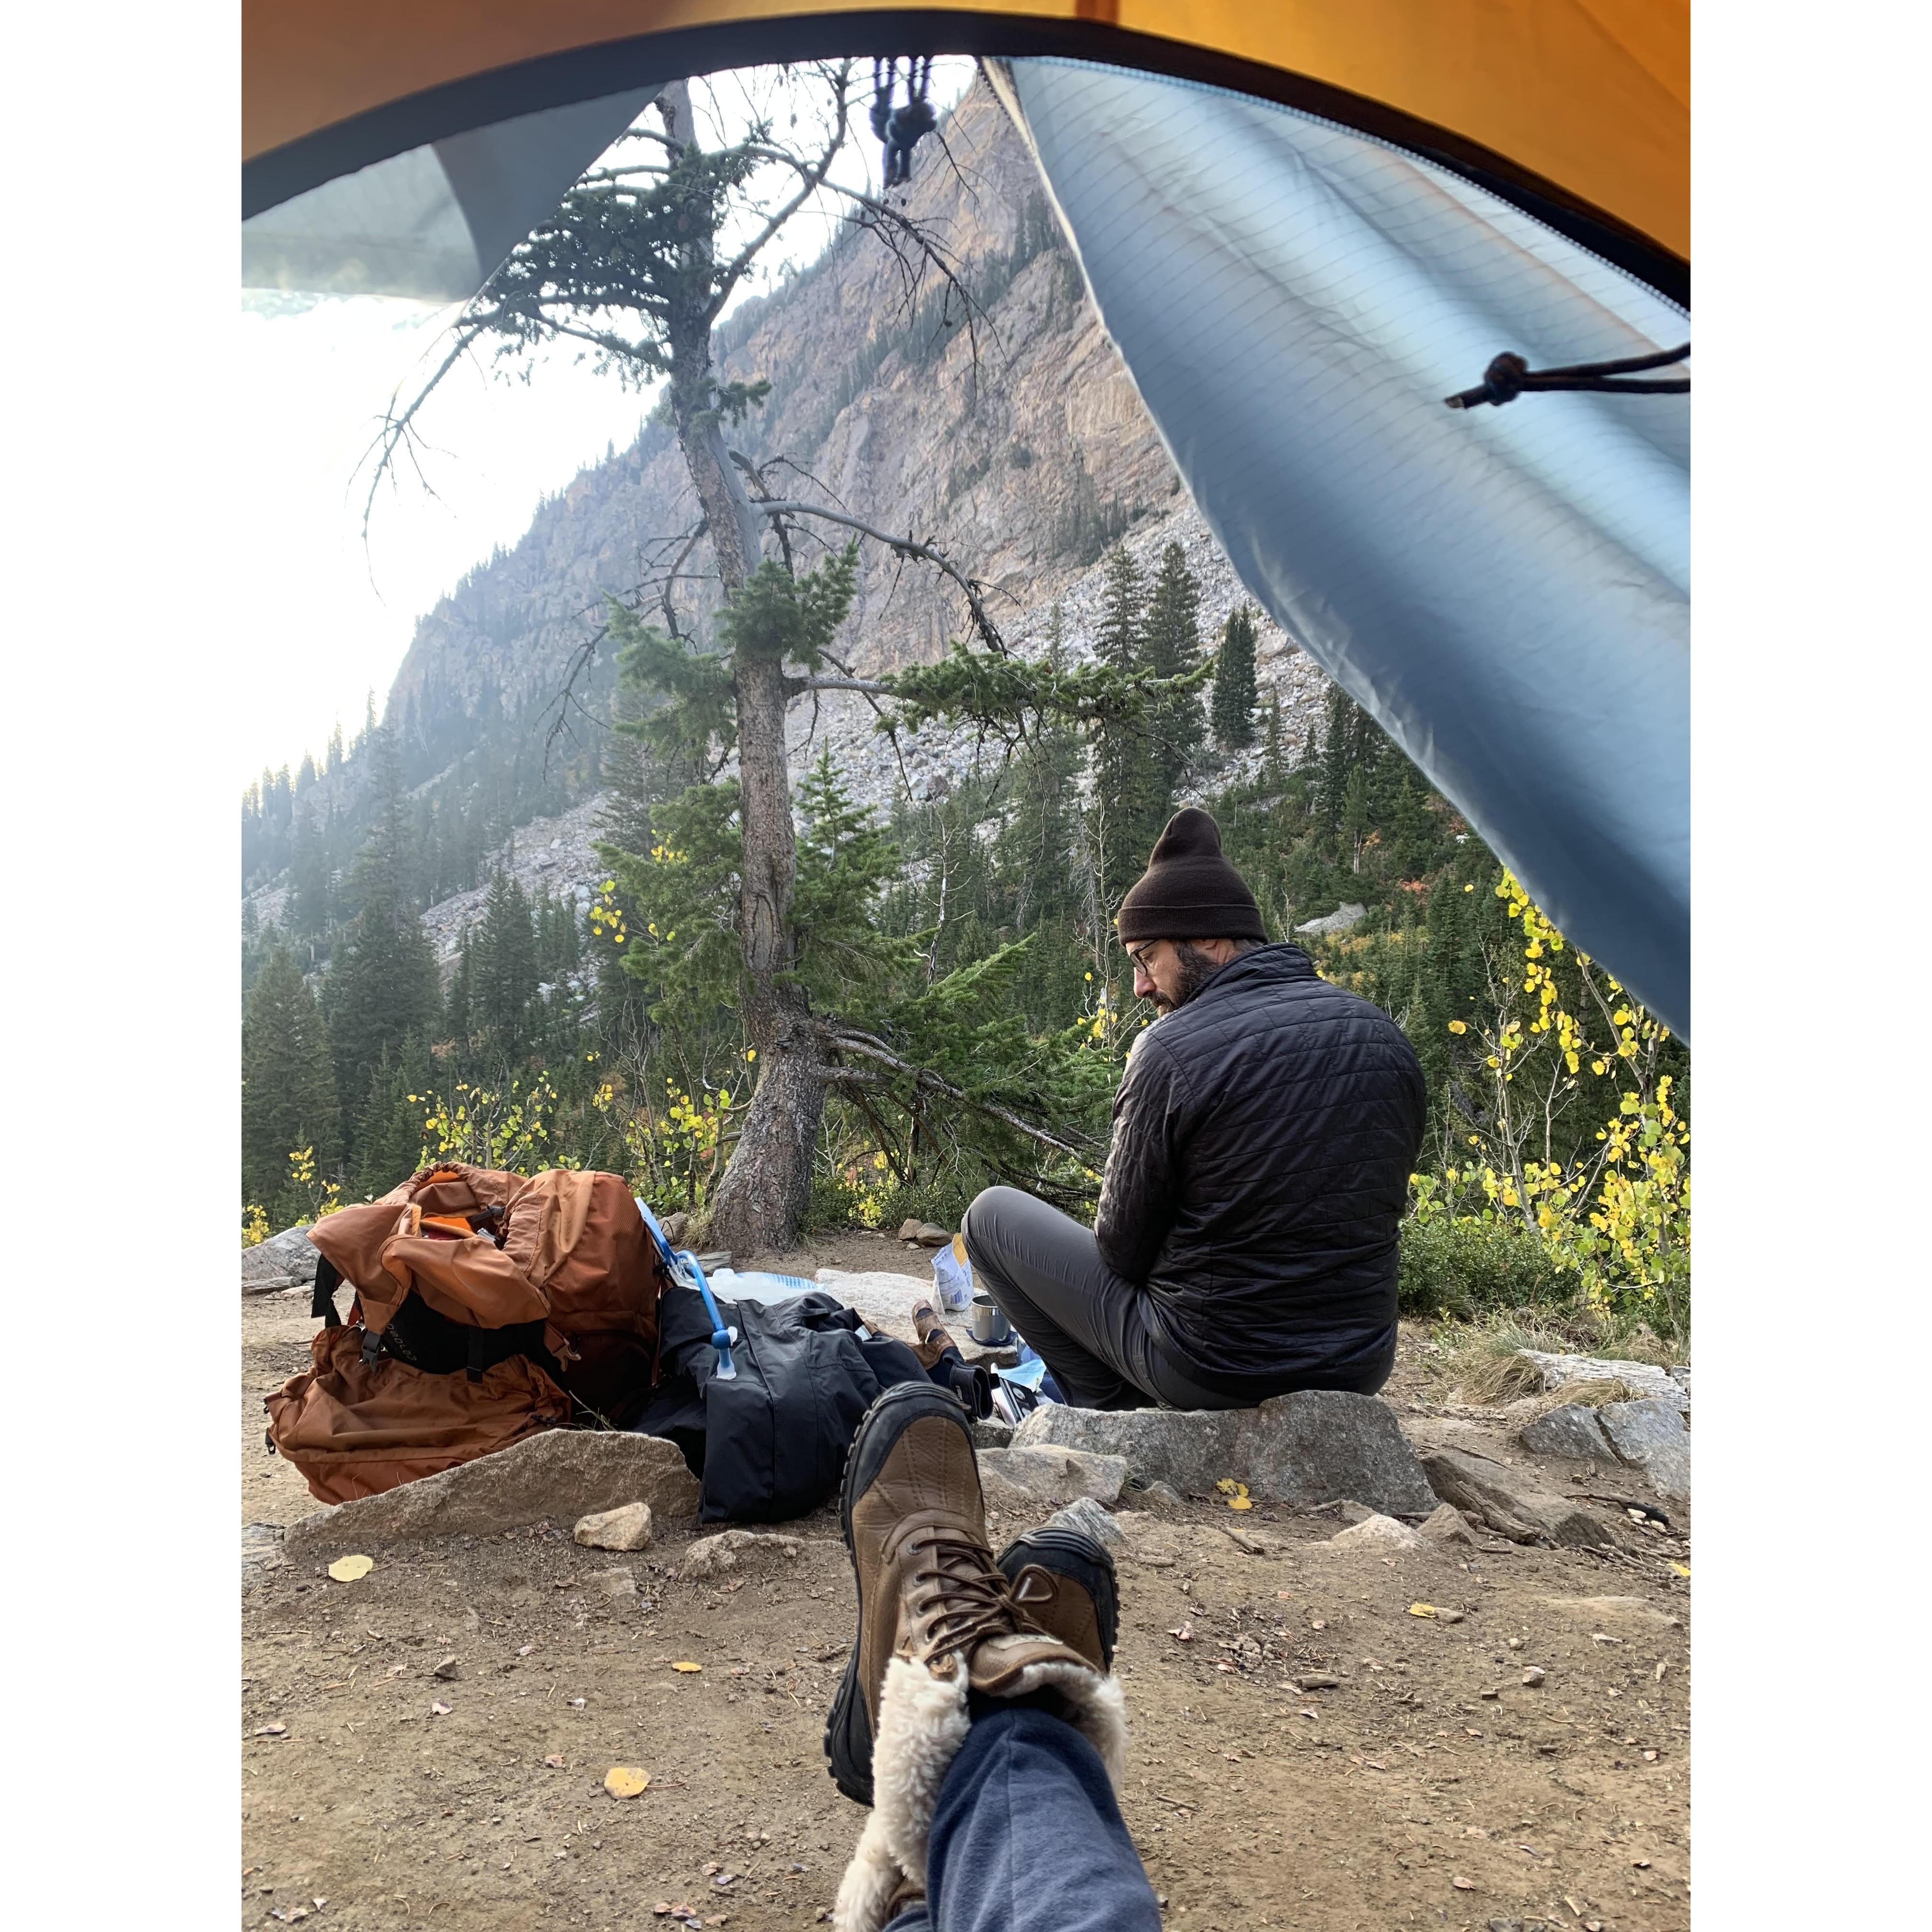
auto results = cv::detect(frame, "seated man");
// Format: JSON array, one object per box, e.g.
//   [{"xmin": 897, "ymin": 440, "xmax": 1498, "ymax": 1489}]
[{"xmin": 964, "ymin": 807, "xmax": 1426, "ymax": 1410}]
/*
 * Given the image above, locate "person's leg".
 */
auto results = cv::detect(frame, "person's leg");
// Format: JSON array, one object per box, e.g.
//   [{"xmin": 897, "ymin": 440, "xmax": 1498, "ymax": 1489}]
[
  {"xmin": 961, "ymin": 1186, "xmax": 1243, "ymax": 1411},
  {"xmin": 827, "ymin": 1384, "xmax": 1131, "ymax": 1932},
  {"xmin": 961, "ymin": 1186, "xmax": 1148, "ymax": 1408},
  {"xmin": 922, "ymin": 1703, "xmax": 1160, "ymax": 1932}
]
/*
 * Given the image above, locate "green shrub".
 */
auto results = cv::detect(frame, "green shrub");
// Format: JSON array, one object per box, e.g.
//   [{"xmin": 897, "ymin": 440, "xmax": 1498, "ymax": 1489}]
[{"xmin": 1397, "ymin": 1216, "xmax": 1579, "ymax": 1320}]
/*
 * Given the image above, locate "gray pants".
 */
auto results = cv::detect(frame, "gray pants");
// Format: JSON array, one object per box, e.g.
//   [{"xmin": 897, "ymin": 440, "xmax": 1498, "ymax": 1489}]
[{"xmin": 961, "ymin": 1185, "xmax": 1242, "ymax": 1411}]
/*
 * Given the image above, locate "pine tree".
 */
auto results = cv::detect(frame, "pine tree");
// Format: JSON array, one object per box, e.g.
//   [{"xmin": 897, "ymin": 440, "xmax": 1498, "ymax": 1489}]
[
  {"xmin": 445, "ymin": 926, "xmax": 474, "ymax": 1044},
  {"xmin": 1089, "ymin": 546, "xmax": 1165, "ymax": 908},
  {"xmin": 325, "ymin": 726, "xmax": 441, "ymax": 1145},
  {"xmin": 1212, "ymin": 606, "xmax": 1260, "ymax": 751},
  {"xmin": 1142, "ymin": 541, "xmax": 1206, "ymax": 794},
  {"xmin": 289, "ymin": 809, "xmax": 331, "ymax": 940},
  {"xmin": 242, "ymin": 946, "xmax": 338, "ymax": 1215},
  {"xmin": 995, "ymin": 613, "xmax": 1083, "ymax": 934},
  {"xmin": 472, "ymin": 869, "xmax": 540, "ymax": 1052}
]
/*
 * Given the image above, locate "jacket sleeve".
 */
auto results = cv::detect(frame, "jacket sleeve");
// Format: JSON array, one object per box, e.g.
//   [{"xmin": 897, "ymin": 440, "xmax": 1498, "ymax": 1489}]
[{"xmin": 1094, "ymin": 1031, "xmax": 1189, "ymax": 1285}]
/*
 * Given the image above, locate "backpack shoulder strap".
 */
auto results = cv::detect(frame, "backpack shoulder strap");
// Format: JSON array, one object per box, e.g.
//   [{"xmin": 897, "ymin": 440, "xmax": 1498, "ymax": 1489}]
[{"xmin": 310, "ymin": 1255, "xmax": 343, "ymax": 1328}]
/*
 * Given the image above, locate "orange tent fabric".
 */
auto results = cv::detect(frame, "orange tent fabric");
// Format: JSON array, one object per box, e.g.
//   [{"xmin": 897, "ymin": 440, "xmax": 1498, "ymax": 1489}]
[{"xmin": 243, "ymin": 1, "xmax": 1685, "ymax": 264}]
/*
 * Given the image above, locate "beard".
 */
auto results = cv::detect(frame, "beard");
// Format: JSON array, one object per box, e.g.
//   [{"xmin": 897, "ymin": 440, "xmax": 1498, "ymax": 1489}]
[{"xmin": 1154, "ymin": 942, "xmax": 1227, "ymax": 1013}]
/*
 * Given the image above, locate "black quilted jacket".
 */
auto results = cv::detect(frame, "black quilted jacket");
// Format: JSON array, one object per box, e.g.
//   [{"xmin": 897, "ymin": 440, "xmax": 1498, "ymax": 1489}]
[{"xmin": 1094, "ymin": 943, "xmax": 1425, "ymax": 1400}]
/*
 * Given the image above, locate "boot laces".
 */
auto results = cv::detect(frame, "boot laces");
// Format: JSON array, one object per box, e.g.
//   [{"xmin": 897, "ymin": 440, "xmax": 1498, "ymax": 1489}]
[{"xmin": 907, "ymin": 1529, "xmax": 1030, "ymax": 1660}]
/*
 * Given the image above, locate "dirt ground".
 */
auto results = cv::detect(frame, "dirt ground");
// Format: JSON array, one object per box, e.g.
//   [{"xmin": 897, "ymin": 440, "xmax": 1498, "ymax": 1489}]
[{"xmin": 242, "ymin": 1254, "xmax": 1690, "ymax": 1932}]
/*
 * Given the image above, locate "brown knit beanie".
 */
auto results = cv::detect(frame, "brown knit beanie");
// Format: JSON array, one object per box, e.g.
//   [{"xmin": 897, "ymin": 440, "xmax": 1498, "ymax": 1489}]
[{"xmin": 1116, "ymin": 807, "xmax": 1265, "ymax": 943}]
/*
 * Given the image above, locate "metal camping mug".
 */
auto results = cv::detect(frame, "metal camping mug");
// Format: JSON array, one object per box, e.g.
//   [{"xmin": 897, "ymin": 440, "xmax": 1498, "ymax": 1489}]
[{"xmin": 969, "ymin": 1293, "xmax": 1013, "ymax": 1346}]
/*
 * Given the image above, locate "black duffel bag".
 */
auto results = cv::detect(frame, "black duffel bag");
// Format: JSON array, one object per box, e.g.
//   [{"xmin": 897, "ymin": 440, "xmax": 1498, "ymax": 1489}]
[{"xmin": 631, "ymin": 1286, "xmax": 930, "ymax": 1523}]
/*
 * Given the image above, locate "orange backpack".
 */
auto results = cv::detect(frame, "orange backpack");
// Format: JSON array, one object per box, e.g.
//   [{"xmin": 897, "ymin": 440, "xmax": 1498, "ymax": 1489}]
[{"xmin": 305, "ymin": 1164, "xmax": 663, "ymax": 1426}]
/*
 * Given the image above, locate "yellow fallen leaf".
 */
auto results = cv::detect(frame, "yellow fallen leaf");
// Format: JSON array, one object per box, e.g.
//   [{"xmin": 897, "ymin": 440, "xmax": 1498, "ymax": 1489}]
[
  {"xmin": 1227, "ymin": 1495, "xmax": 1254, "ymax": 1510},
  {"xmin": 327, "ymin": 1554, "xmax": 374, "ymax": 1583},
  {"xmin": 1670, "ymin": 1562, "xmax": 1690, "ymax": 1577},
  {"xmin": 671, "ymin": 1661, "xmax": 703, "ymax": 1673},
  {"xmin": 1216, "ymin": 1479, "xmax": 1252, "ymax": 1509},
  {"xmin": 1408, "ymin": 1602, "xmax": 1438, "ymax": 1619},
  {"xmin": 604, "ymin": 1766, "xmax": 650, "ymax": 1799}
]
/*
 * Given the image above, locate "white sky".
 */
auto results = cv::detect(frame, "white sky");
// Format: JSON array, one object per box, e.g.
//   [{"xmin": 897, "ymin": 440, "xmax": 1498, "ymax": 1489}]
[{"xmin": 233, "ymin": 59, "xmax": 976, "ymax": 794}]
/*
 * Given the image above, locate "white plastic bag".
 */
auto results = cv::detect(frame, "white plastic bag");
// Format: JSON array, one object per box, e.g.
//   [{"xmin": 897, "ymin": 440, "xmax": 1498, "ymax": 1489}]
[{"xmin": 930, "ymin": 1235, "xmax": 973, "ymax": 1313}]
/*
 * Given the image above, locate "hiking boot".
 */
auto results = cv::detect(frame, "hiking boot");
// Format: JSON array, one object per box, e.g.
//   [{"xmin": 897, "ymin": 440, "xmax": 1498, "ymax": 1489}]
[
  {"xmin": 825, "ymin": 1382, "xmax": 1127, "ymax": 1932},
  {"xmin": 907, "ymin": 1299, "xmax": 957, "ymax": 1370},
  {"xmin": 996, "ymin": 1526, "xmax": 1120, "ymax": 1672}
]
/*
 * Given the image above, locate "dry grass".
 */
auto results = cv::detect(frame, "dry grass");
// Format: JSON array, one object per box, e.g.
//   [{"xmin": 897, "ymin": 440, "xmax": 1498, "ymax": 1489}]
[{"xmin": 1426, "ymin": 1309, "xmax": 1682, "ymax": 1408}]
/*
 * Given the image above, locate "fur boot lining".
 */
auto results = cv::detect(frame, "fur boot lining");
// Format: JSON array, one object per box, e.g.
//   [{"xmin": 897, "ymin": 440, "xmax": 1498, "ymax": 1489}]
[
  {"xmin": 832, "ymin": 1810, "xmax": 908, "ymax": 1932},
  {"xmin": 832, "ymin": 1655, "xmax": 1128, "ymax": 1930},
  {"xmin": 873, "ymin": 1656, "xmax": 974, "ymax": 1884},
  {"xmin": 1010, "ymin": 1655, "xmax": 1130, "ymax": 1787}
]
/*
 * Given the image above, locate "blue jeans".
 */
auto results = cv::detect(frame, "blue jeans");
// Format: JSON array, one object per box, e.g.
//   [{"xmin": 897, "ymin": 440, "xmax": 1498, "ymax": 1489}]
[{"xmin": 882, "ymin": 1704, "xmax": 1161, "ymax": 1932}]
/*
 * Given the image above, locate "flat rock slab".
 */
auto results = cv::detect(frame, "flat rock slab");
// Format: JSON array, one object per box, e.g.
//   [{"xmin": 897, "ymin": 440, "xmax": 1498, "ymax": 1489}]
[
  {"xmin": 978, "ymin": 1446, "xmax": 1128, "ymax": 1511},
  {"xmin": 1012, "ymin": 1389, "xmax": 1436, "ymax": 1518},
  {"xmin": 285, "ymin": 1431, "xmax": 700, "ymax": 1555},
  {"xmin": 243, "ymin": 1225, "xmax": 322, "ymax": 1285},
  {"xmin": 1519, "ymin": 1351, "xmax": 1689, "ymax": 1412},
  {"xmin": 1417, "ymin": 1444, "xmax": 1613, "ymax": 1549}
]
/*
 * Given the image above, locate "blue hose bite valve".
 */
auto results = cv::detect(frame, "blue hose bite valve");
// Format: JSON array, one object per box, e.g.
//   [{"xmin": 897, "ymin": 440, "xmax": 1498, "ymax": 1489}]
[{"xmin": 634, "ymin": 1198, "xmax": 737, "ymax": 1381}]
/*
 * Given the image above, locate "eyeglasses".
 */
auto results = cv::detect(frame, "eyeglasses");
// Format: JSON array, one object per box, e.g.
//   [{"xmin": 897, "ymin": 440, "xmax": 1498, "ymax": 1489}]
[{"xmin": 1124, "ymin": 941, "xmax": 1162, "ymax": 973}]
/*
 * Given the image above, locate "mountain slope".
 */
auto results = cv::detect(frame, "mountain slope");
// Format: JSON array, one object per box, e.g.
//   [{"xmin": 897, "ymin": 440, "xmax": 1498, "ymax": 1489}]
[{"xmin": 244, "ymin": 78, "xmax": 1334, "ymax": 956}]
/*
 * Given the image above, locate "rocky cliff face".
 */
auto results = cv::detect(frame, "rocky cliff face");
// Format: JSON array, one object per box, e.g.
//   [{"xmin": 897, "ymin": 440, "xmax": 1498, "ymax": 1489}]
[{"xmin": 249, "ymin": 78, "xmax": 1332, "ymax": 954}]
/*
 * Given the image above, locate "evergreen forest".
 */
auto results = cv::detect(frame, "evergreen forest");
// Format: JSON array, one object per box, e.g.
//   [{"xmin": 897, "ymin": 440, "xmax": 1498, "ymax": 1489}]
[{"xmin": 244, "ymin": 539, "xmax": 1690, "ymax": 1345}]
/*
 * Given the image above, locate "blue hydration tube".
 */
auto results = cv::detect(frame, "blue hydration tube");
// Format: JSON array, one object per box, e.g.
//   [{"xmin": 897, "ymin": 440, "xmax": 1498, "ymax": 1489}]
[{"xmin": 634, "ymin": 1198, "xmax": 737, "ymax": 1382}]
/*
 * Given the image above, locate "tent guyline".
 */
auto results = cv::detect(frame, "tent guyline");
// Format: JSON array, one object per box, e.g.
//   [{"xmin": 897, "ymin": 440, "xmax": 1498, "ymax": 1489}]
[
  {"xmin": 1445, "ymin": 341, "xmax": 1690, "ymax": 410},
  {"xmin": 870, "ymin": 56, "xmax": 936, "ymax": 186}
]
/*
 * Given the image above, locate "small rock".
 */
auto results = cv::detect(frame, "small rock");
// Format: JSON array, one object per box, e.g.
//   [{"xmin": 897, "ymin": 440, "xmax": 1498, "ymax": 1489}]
[
  {"xmin": 1292, "ymin": 1673, "xmax": 1340, "ymax": 1691},
  {"xmin": 432, "ymin": 1655, "xmax": 460, "ymax": 1679},
  {"xmin": 978, "ymin": 1446, "xmax": 1130, "ymax": 1511},
  {"xmin": 1519, "ymin": 1403, "xmax": 1615, "ymax": 1462},
  {"xmin": 1330, "ymin": 1513, "xmax": 1422, "ymax": 1552},
  {"xmin": 970, "ymin": 1418, "xmax": 1015, "ymax": 1450},
  {"xmin": 1044, "ymin": 1494, "xmax": 1128, "ymax": 1551},
  {"xmin": 575, "ymin": 1503, "xmax": 655, "ymax": 1552},
  {"xmin": 1132, "ymin": 1479, "xmax": 1187, "ymax": 1509},
  {"xmin": 1418, "ymin": 1502, "xmax": 1478, "ymax": 1547},
  {"xmin": 1521, "ymin": 1666, "xmax": 1547, "ymax": 1687},
  {"xmin": 1596, "ymin": 1400, "xmax": 1691, "ymax": 1504},
  {"xmin": 1417, "ymin": 1445, "xmax": 1612, "ymax": 1548},
  {"xmin": 592, "ymin": 1568, "xmax": 638, "ymax": 1601},
  {"xmin": 242, "ymin": 1225, "xmax": 322, "ymax": 1285},
  {"xmin": 679, "ymin": 1530, "xmax": 807, "ymax": 1580}
]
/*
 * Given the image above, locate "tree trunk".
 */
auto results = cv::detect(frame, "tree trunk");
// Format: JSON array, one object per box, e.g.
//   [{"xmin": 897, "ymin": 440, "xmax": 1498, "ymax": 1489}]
[{"xmin": 658, "ymin": 80, "xmax": 828, "ymax": 1256}]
